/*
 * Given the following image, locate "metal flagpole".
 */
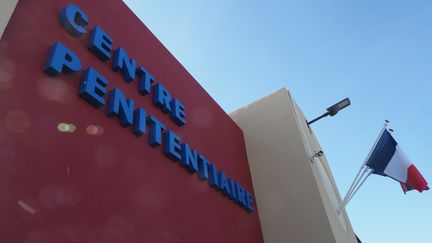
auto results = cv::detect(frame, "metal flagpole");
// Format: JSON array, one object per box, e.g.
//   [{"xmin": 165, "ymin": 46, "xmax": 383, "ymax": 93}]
[
  {"xmin": 340, "ymin": 169, "xmax": 373, "ymax": 211},
  {"xmin": 338, "ymin": 120, "xmax": 389, "ymax": 213},
  {"xmin": 341, "ymin": 166, "xmax": 369, "ymax": 206},
  {"xmin": 341, "ymin": 121, "xmax": 388, "ymax": 205}
]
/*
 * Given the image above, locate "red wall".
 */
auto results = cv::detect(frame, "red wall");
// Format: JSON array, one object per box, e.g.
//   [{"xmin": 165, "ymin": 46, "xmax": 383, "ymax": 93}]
[{"xmin": 0, "ymin": 0, "xmax": 264, "ymax": 242}]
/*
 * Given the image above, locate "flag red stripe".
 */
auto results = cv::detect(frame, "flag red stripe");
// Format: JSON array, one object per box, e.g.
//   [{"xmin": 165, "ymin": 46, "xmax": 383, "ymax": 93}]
[
  {"xmin": 406, "ymin": 164, "xmax": 429, "ymax": 192},
  {"xmin": 400, "ymin": 183, "xmax": 408, "ymax": 194}
]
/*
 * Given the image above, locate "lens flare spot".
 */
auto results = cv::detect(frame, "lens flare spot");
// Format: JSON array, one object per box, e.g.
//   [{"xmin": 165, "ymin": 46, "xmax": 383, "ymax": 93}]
[
  {"xmin": 18, "ymin": 200, "xmax": 37, "ymax": 214},
  {"xmin": 4, "ymin": 110, "xmax": 31, "ymax": 133},
  {"xmin": 0, "ymin": 56, "xmax": 15, "ymax": 92},
  {"xmin": 57, "ymin": 122, "xmax": 76, "ymax": 133},
  {"xmin": 37, "ymin": 78, "xmax": 73, "ymax": 103},
  {"xmin": 86, "ymin": 125, "xmax": 104, "ymax": 135}
]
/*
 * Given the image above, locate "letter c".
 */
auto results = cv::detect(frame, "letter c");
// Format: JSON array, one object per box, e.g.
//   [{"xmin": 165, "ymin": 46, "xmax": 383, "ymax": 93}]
[{"xmin": 59, "ymin": 4, "xmax": 89, "ymax": 38}]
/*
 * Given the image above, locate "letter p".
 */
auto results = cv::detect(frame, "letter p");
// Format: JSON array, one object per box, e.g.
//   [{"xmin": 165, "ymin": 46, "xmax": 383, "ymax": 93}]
[{"xmin": 44, "ymin": 42, "xmax": 81, "ymax": 77}]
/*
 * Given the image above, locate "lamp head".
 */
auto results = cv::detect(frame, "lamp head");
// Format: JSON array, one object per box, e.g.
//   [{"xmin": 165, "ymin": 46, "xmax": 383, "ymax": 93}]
[{"xmin": 326, "ymin": 98, "xmax": 351, "ymax": 116}]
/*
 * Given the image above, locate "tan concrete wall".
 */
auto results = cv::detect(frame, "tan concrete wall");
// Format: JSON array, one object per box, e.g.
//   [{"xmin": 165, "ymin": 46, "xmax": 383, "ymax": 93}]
[
  {"xmin": 230, "ymin": 88, "xmax": 357, "ymax": 243},
  {"xmin": 0, "ymin": 0, "xmax": 18, "ymax": 39},
  {"xmin": 292, "ymin": 101, "xmax": 357, "ymax": 243}
]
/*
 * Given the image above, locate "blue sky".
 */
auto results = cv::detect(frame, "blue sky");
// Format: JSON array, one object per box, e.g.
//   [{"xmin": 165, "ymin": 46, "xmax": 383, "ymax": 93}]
[{"xmin": 123, "ymin": 1, "xmax": 432, "ymax": 242}]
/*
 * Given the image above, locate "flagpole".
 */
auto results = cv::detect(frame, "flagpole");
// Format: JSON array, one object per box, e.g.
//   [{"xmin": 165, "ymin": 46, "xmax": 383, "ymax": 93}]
[
  {"xmin": 340, "ymin": 169, "xmax": 373, "ymax": 210},
  {"xmin": 340, "ymin": 165, "xmax": 368, "ymax": 207},
  {"xmin": 338, "ymin": 121, "xmax": 389, "ymax": 213},
  {"xmin": 341, "ymin": 121, "xmax": 388, "ymax": 203}
]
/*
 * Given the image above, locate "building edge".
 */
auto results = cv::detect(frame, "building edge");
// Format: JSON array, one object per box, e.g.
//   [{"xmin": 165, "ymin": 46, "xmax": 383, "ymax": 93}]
[
  {"xmin": 0, "ymin": 0, "xmax": 18, "ymax": 39},
  {"xmin": 230, "ymin": 88, "xmax": 359, "ymax": 243}
]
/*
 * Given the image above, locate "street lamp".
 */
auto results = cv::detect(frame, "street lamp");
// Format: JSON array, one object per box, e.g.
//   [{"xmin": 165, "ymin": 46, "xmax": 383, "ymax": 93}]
[{"xmin": 307, "ymin": 98, "xmax": 351, "ymax": 125}]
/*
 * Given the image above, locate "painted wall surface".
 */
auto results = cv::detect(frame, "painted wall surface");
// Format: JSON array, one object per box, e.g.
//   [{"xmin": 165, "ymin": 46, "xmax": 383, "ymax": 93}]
[
  {"xmin": 292, "ymin": 101, "xmax": 357, "ymax": 243},
  {"xmin": 0, "ymin": 0, "xmax": 18, "ymax": 39},
  {"xmin": 0, "ymin": 0, "xmax": 263, "ymax": 242},
  {"xmin": 293, "ymin": 101, "xmax": 358, "ymax": 243},
  {"xmin": 230, "ymin": 88, "xmax": 357, "ymax": 243}
]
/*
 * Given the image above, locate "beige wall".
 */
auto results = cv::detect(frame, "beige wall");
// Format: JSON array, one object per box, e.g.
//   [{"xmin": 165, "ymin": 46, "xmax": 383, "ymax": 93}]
[
  {"xmin": 230, "ymin": 88, "xmax": 357, "ymax": 243},
  {"xmin": 0, "ymin": 0, "xmax": 18, "ymax": 39}
]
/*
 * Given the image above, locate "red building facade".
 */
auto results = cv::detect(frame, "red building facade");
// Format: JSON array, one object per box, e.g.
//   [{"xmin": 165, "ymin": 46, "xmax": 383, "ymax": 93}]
[{"xmin": 0, "ymin": 1, "xmax": 264, "ymax": 242}]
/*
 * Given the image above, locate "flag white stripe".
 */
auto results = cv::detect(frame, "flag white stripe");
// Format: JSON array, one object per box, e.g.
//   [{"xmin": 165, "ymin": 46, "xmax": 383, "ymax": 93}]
[{"xmin": 383, "ymin": 145, "xmax": 412, "ymax": 183}]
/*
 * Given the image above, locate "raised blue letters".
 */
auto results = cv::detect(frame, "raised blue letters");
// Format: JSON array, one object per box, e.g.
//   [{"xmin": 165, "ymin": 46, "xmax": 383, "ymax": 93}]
[
  {"xmin": 245, "ymin": 191, "xmax": 255, "ymax": 212},
  {"xmin": 107, "ymin": 88, "xmax": 135, "ymax": 127},
  {"xmin": 112, "ymin": 47, "xmax": 136, "ymax": 82},
  {"xmin": 88, "ymin": 26, "xmax": 113, "ymax": 62},
  {"xmin": 44, "ymin": 42, "xmax": 81, "ymax": 77},
  {"xmin": 153, "ymin": 83, "xmax": 172, "ymax": 113},
  {"xmin": 164, "ymin": 130, "xmax": 182, "ymax": 161},
  {"xmin": 235, "ymin": 183, "xmax": 247, "ymax": 208},
  {"xmin": 137, "ymin": 66, "xmax": 154, "ymax": 95},
  {"xmin": 133, "ymin": 108, "xmax": 146, "ymax": 136},
  {"xmin": 218, "ymin": 171, "xmax": 231, "ymax": 196},
  {"xmin": 147, "ymin": 115, "xmax": 166, "ymax": 147},
  {"xmin": 59, "ymin": 4, "xmax": 89, "ymax": 38},
  {"xmin": 198, "ymin": 154, "xmax": 210, "ymax": 180},
  {"xmin": 78, "ymin": 67, "xmax": 107, "ymax": 108},
  {"xmin": 180, "ymin": 143, "xmax": 198, "ymax": 172},
  {"xmin": 228, "ymin": 179, "xmax": 238, "ymax": 201},
  {"xmin": 208, "ymin": 163, "xmax": 219, "ymax": 189},
  {"xmin": 45, "ymin": 5, "xmax": 254, "ymax": 213},
  {"xmin": 170, "ymin": 98, "xmax": 186, "ymax": 126}
]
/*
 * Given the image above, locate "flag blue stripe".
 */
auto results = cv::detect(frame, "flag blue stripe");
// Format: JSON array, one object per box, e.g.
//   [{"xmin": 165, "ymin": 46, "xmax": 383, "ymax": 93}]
[{"xmin": 366, "ymin": 130, "xmax": 398, "ymax": 174}]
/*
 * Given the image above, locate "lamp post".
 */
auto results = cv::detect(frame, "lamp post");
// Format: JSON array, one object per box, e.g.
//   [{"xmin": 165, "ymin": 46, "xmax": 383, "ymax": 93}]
[{"xmin": 307, "ymin": 98, "xmax": 351, "ymax": 125}]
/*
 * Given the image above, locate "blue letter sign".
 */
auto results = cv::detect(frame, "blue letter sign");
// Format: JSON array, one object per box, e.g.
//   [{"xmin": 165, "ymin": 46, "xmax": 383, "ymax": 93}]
[{"xmin": 59, "ymin": 4, "xmax": 89, "ymax": 38}]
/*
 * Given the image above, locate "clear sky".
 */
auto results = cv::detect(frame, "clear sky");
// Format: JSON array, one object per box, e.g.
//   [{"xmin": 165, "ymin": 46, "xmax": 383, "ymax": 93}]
[{"xmin": 123, "ymin": 1, "xmax": 431, "ymax": 242}]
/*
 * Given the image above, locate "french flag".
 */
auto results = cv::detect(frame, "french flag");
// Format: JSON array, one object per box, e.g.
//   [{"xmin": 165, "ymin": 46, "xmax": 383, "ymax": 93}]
[{"xmin": 366, "ymin": 129, "xmax": 429, "ymax": 193}]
